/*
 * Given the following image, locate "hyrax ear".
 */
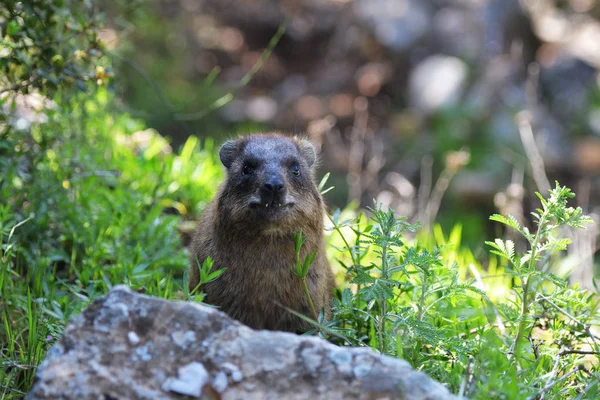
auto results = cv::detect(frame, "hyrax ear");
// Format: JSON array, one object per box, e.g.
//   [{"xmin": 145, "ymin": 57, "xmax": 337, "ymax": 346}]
[
  {"xmin": 297, "ymin": 139, "xmax": 317, "ymax": 167},
  {"xmin": 219, "ymin": 140, "xmax": 238, "ymax": 169}
]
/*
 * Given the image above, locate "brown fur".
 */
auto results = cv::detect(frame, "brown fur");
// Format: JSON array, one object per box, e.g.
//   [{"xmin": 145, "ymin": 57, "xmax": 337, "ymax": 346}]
[{"xmin": 189, "ymin": 133, "xmax": 335, "ymax": 332}]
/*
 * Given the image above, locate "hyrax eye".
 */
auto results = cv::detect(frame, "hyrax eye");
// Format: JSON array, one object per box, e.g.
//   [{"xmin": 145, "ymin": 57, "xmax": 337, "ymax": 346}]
[
  {"xmin": 242, "ymin": 164, "xmax": 253, "ymax": 176},
  {"xmin": 290, "ymin": 164, "xmax": 300, "ymax": 176}
]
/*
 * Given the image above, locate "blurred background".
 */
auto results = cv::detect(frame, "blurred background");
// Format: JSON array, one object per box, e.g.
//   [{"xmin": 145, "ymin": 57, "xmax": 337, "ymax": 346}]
[
  {"xmin": 100, "ymin": 0, "xmax": 600, "ymax": 278},
  {"xmin": 3, "ymin": 0, "xmax": 600, "ymax": 283}
]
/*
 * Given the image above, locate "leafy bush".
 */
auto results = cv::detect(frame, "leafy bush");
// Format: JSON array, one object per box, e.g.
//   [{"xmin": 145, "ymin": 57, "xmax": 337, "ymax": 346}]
[
  {"xmin": 0, "ymin": 87, "xmax": 221, "ymax": 397},
  {"xmin": 1, "ymin": 0, "xmax": 107, "ymax": 95},
  {"xmin": 323, "ymin": 183, "xmax": 599, "ymax": 398}
]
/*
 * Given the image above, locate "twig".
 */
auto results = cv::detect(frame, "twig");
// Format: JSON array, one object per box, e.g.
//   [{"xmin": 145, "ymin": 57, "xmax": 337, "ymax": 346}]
[
  {"xmin": 0, "ymin": 76, "xmax": 36, "ymax": 94},
  {"xmin": 558, "ymin": 349, "xmax": 600, "ymax": 356},
  {"xmin": 538, "ymin": 294, "xmax": 600, "ymax": 353},
  {"xmin": 417, "ymin": 155, "xmax": 433, "ymax": 224},
  {"xmin": 458, "ymin": 356, "xmax": 474, "ymax": 399},
  {"xmin": 174, "ymin": 19, "xmax": 288, "ymax": 121},
  {"xmin": 0, "ymin": 385, "xmax": 26, "ymax": 396},
  {"xmin": 517, "ymin": 111, "xmax": 551, "ymax": 195},
  {"xmin": 423, "ymin": 167, "xmax": 455, "ymax": 230},
  {"xmin": 535, "ymin": 364, "xmax": 586, "ymax": 399},
  {"xmin": 70, "ymin": 170, "xmax": 121, "ymax": 181},
  {"xmin": 0, "ymin": 358, "xmax": 37, "ymax": 370},
  {"xmin": 541, "ymin": 349, "xmax": 562, "ymax": 400},
  {"xmin": 108, "ymin": 50, "xmax": 193, "ymax": 136},
  {"xmin": 347, "ymin": 96, "xmax": 369, "ymax": 204},
  {"xmin": 517, "ymin": 63, "xmax": 551, "ymax": 195}
]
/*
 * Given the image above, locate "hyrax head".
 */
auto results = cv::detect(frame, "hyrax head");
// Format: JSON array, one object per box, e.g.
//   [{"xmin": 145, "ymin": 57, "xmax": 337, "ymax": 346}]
[{"xmin": 219, "ymin": 133, "xmax": 320, "ymax": 224}]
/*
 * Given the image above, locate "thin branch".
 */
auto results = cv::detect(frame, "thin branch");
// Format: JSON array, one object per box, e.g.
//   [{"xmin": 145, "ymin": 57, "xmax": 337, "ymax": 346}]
[
  {"xmin": 517, "ymin": 63, "xmax": 551, "ymax": 195},
  {"xmin": 538, "ymin": 294, "xmax": 600, "ymax": 353},
  {"xmin": 0, "ymin": 76, "xmax": 37, "ymax": 94},
  {"xmin": 347, "ymin": 96, "xmax": 368, "ymax": 204},
  {"xmin": 417, "ymin": 155, "xmax": 433, "ymax": 224},
  {"xmin": 540, "ymin": 347, "xmax": 598, "ymax": 400},
  {"xmin": 0, "ymin": 359, "xmax": 37, "ymax": 370},
  {"xmin": 541, "ymin": 350, "xmax": 562, "ymax": 400},
  {"xmin": 423, "ymin": 167, "xmax": 455, "ymax": 230},
  {"xmin": 535, "ymin": 364, "xmax": 586, "ymax": 399},
  {"xmin": 517, "ymin": 111, "xmax": 551, "ymax": 195},
  {"xmin": 174, "ymin": 19, "xmax": 288, "ymax": 122},
  {"xmin": 558, "ymin": 349, "xmax": 600, "ymax": 356},
  {"xmin": 70, "ymin": 170, "xmax": 121, "ymax": 181},
  {"xmin": 0, "ymin": 385, "xmax": 26, "ymax": 396},
  {"xmin": 458, "ymin": 356, "xmax": 474, "ymax": 399},
  {"xmin": 107, "ymin": 50, "xmax": 192, "ymax": 136}
]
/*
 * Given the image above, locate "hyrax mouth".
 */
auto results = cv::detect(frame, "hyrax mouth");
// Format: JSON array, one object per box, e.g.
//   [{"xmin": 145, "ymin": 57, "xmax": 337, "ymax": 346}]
[{"xmin": 249, "ymin": 200, "xmax": 293, "ymax": 210}]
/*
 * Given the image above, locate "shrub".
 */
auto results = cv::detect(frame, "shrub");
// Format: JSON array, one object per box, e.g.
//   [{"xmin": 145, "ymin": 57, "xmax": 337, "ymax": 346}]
[
  {"xmin": 0, "ymin": 87, "xmax": 220, "ymax": 397},
  {"xmin": 324, "ymin": 183, "xmax": 599, "ymax": 399},
  {"xmin": 1, "ymin": 0, "xmax": 106, "ymax": 95}
]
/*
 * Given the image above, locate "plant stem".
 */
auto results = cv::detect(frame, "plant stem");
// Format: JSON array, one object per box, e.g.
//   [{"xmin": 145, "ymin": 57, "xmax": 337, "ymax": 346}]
[
  {"xmin": 379, "ymin": 239, "xmax": 388, "ymax": 353},
  {"xmin": 327, "ymin": 213, "xmax": 364, "ymax": 337},
  {"xmin": 535, "ymin": 364, "xmax": 585, "ymax": 399},
  {"xmin": 512, "ymin": 211, "xmax": 547, "ymax": 360},
  {"xmin": 512, "ymin": 276, "xmax": 530, "ymax": 360},
  {"xmin": 302, "ymin": 277, "xmax": 318, "ymax": 321},
  {"xmin": 327, "ymin": 213, "xmax": 359, "ymax": 267},
  {"xmin": 418, "ymin": 271, "xmax": 427, "ymax": 321},
  {"xmin": 539, "ymin": 294, "xmax": 600, "ymax": 354}
]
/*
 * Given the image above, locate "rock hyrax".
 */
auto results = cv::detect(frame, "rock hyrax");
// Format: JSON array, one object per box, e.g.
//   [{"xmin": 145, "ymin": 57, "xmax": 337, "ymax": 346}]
[{"xmin": 189, "ymin": 133, "xmax": 335, "ymax": 332}]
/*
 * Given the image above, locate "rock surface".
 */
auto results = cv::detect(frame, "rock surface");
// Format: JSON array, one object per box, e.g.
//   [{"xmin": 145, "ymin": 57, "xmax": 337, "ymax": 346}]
[{"xmin": 27, "ymin": 286, "xmax": 456, "ymax": 400}]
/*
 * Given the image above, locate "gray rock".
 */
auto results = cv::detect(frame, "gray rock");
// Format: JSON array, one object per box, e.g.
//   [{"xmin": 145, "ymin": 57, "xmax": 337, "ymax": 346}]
[
  {"xmin": 161, "ymin": 362, "xmax": 208, "ymax": 397},
  {"xmin": 27, "ymin": 285, "xmax": 456, "ymax": 400}
]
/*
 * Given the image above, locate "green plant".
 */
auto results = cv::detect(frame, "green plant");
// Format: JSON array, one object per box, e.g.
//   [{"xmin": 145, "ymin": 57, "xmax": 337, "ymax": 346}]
[
  {"xmin": 0, "ymin": 87, "xmax": 221, "ymax": 397},
  {"xmin": 188, "ymin": 257, "xmax": 225, "ymax": 301},
  {"xmin": 325, "ymin": 183, "xmax": 599, "ymax": 399},
  {"xmin": 291, "ymin": 230, "xmax": 319, "ymax": 321},
  {"xmin": 1, "ymin": 0, "xmax": 107, "ymax": 95},
  {"xmin": 486, "ymin": 184, "xmax": 594, "ymax": 359}
]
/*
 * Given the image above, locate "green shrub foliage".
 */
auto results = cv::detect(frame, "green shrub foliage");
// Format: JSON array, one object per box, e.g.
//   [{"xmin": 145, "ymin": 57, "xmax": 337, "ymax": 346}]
[
  {"xmin": 324, "ymin": 185, "xmax": 598, "ymax": 398},
  {"xmin": 1, "ymin": 0, "xmax": 108, "ymax": 95},
  {"xmin": 0, "ymin": 88, "xmax": 221, "ymax": 397}
]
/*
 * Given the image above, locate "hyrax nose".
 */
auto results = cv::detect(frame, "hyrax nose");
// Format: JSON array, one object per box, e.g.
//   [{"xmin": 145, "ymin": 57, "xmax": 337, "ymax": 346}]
[
  {"xmin": 262, "ymin": 177, "xmax": 286, "ymax": 203},
  {"xmin": 264, "ymin": 181, "xmax": 284, "ymax": 194}
]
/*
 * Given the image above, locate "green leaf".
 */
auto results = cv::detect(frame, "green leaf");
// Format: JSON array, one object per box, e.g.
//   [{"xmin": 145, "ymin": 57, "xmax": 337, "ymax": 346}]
[
  {"xmin": 350, "ymin": 268, "xmax": 376, "ymax": 285},
  {"xmin": 544, "ymin": 273, "xmax": 566, "ymax": 288},
  {"xmin": 301, "ymin": 250, "xmax": 317, "ymax": 278},
  {"xmin": 205, "ymin": 269, "xmax": 225, "ymax": 282},
  {"xmin": 360, "ymin": 279, "xmax": 394, "ymax": 302},
  {"xmin": 332, "ymin": 208, "xmax": 341, "ymax": 224},
  {"xmin": 7, "ymin": 20, "xmax": 21, "ymax": 37},
  {"xmin": 485, "ymin": 239, "xmax": 514, "ymax": 263}
]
